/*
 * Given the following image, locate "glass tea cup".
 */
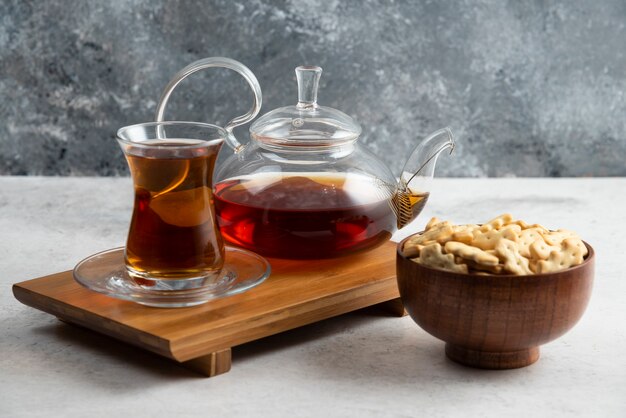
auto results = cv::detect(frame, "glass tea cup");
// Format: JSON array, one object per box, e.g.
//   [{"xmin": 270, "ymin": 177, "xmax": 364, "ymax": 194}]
[
  {"xmin": 116, "ymin": 121, "xmax": 226, "ymax": 289},
  {"xmin": 72, "ymin": 59, "xmax": 269, "ymax": 308}
]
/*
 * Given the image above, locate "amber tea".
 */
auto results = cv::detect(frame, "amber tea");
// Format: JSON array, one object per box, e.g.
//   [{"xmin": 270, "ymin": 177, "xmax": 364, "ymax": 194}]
[
  {"xmin": 392, "ymin": 187, "xmax": 430, "ymax": 229},
  {"xmin": 124, "ymin": 139, "xmax": 224, "ymax": 280}
]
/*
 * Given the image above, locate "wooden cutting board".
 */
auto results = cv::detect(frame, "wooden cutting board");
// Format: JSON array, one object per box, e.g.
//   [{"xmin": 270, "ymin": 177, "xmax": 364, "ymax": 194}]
[{"xmin": 13, "ymin": 241, "xmax": 404, "ymax": 377}]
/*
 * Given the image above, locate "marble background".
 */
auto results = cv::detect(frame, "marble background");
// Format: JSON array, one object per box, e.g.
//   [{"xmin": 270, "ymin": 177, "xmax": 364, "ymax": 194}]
[{"xmin": 1, "ymin": 0, "xmax": 625, "ymax": 177}]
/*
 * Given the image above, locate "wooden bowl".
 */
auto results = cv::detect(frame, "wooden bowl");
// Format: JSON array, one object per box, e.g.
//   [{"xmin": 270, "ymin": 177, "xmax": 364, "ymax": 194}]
[{"xmin": 396, "ymin": 238, "xmax": 595, "ymax": 369}]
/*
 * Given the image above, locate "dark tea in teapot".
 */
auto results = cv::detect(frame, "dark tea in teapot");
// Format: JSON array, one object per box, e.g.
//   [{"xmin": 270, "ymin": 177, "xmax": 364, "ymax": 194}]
[{"xmin": 214, "ymin": 173, "xmax": 404, "ymax": 258}]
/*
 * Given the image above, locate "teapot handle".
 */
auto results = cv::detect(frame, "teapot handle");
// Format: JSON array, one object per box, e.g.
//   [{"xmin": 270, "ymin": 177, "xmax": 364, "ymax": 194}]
[{"xmin": 154, "ymin": 57, "xmax": 262, "ymax": 153}]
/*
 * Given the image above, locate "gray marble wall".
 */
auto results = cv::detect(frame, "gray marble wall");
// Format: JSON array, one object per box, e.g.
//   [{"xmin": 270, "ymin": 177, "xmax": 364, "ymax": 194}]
[{"xmin": 1, "ymin": 0, "xmax": 625, "ymax": 177}]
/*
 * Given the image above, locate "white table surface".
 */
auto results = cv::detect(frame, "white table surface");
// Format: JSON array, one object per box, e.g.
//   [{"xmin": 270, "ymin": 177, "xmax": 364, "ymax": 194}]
[{"xmin": 1, "ymin": 177, "xmax": 624, "ymax": 418}]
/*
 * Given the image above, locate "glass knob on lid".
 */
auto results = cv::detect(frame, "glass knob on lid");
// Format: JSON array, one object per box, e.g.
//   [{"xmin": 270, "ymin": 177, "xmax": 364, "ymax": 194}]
[{"xmin": 249, "ymin": 66, "xmax": 362, "ymax": 148}]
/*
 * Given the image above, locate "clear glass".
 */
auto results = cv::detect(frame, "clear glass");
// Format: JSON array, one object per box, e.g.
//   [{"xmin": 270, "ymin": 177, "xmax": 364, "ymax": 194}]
[
  {"xmin": 73, "ymin": 246, "xmax": 271, "ymax": 308},
  {"xmin": 391, "ymin": 128, "xmax": 455, "ymax": 228},
  {"xmin": 154, "ymin": 57, "xmax": 262, "ymax": 153},
  {"xmin": 212, "ymin": 66, "xmax": 455, "ymax": 259},
  {"xmin": 249, "ymin": 66, "xmax": 362, "ymax": 148},
  {"xmin": 116, "ymin": 121, "xmax": 227, "ymax": 288}
]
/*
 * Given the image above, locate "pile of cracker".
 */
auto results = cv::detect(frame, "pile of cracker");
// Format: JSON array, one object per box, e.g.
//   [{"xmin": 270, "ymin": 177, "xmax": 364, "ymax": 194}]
[{"xmin": 401, "ymin": 214, "xmax": 588, "ymax": 275}]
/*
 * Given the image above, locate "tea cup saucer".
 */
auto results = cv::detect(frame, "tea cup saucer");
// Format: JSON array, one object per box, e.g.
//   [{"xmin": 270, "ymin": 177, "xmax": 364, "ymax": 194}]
[{"xmin": 73, "ymin": 246, "xmax": 271, "ymax": 308}]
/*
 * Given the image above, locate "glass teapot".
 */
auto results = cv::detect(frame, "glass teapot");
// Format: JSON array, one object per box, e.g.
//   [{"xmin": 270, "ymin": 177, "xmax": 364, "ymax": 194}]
[{"xmin": 156, "ymin": 58, "xmax": 454, "ymax": 259}]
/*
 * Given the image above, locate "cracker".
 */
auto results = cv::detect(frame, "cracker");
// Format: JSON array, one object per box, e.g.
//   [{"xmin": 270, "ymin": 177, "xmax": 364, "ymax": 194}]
[
  {"xmin": 494, "ymin": 238, "xmax": 533, "ymax": 275},
  {"xmin": 404, "ymin": 227, "xmax": 440, "ymax": 247},
  {"xmin": 510, "ymin": 219, "xmax": 549, "ymax": 232},
  {"xmin": 517, "ymin": 228, "xmax": 546, "ymax": 258},
  {"xmin": 479, "ymin": 213, "xmax": 513, "ymax": 231},
  {"xmin": 425, "ymin": 217, "xmax": 446, "ymax": 230},
  {"xmin": 451, "ymin": 225, "xmax": 478, "ymax": 244},
  {"xmin": 415, "ymin": 243, "xmax": 469, "ymax": 274},
  {"xmin": 444, "ymin": 241, "xmax": 500, "ymax": 266},
  {"xmin": 566, "ymin": 237, "xmax": 588, "ymax": 257},
  {"xmin": 541, "ymin": 229, "xmax": 579, "ymax": 246},
  {"xmin": 471, "ymin": 224, "xmax": 521, "ymax": 251},
  {"xmin": 405, "ymin": 224, "xmax": 462, "ymax": 247},
  {"xmin": 529, "ymin": 239, "xmax": 560, "ymax": 260},
  {"xmin": 535, "ymin": 237, "xmax": 587, "ymax": 273},
  {"xmin": 401, "ymin": 242, "xmax": 424, "ymax": 258},
  {"xmin": 404, "ymin": 215, "xmax": 586, "ymax": 276},
  {"xmin": 401, "ymin": 244, "xmax": 419, "ymax": 258},
  {"xmin": 464, "ymin": 259, "xmax": 505, "ymax": 274}
]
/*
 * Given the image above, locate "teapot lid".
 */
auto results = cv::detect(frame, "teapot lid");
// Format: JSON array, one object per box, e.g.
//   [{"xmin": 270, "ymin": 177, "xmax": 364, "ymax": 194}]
[{"xmin": 249, "ymin": 66, "xmax": 361, "ymax": 147}]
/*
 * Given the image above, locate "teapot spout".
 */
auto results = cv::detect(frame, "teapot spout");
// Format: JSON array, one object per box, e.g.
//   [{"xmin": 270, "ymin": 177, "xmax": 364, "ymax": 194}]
[
  {"xmin": 400, "ymin": 127, "xmax": 455, "ymax": 185},
  {"xmin": 392, "ymin": 127, "xmax": 455, "ymax": 228}
]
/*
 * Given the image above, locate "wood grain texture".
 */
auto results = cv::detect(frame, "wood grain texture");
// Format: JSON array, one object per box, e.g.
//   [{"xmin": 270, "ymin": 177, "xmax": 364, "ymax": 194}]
[
  {"xmin": 396, "ymin": 240, "xmax": 595, "ymax": 369},
  {"xmin": 13, "ymin": 241, "xmax": 400, "ymax": 369},
  {"xmin": 182, "ymin": 348, "xmax": 232, "ymax": 377}
]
